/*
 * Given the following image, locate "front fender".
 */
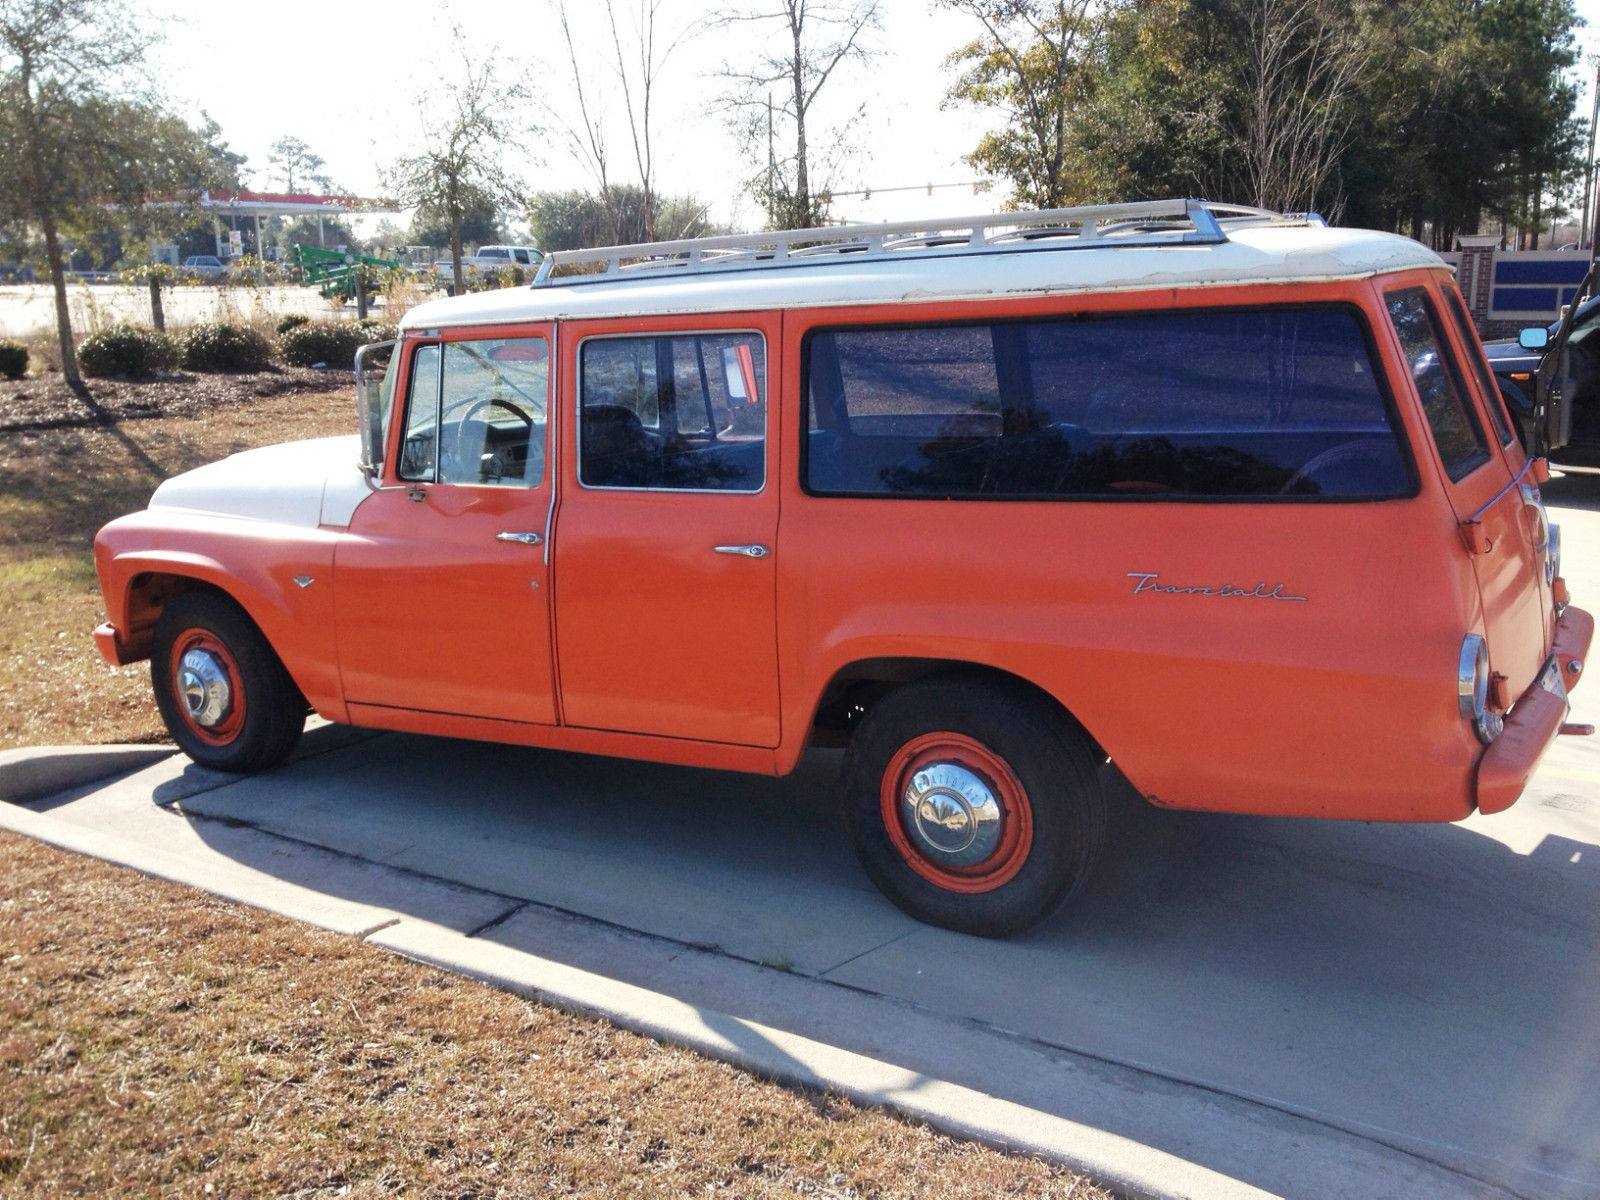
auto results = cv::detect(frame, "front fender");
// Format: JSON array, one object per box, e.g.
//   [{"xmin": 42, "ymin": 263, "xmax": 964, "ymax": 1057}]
[{"xmin": 94, "ymin": 509, "xmax": 347, "ymax": 720}]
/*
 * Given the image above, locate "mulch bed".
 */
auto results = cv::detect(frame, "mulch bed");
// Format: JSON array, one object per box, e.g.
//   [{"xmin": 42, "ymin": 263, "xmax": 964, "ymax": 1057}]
[{"xmin": 0, "ymin": 367, "xmax": 353, "ymax": 433}]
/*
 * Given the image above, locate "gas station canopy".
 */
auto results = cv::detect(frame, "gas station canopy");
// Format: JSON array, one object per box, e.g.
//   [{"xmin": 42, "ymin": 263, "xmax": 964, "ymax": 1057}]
[{"xmin": 199, "ymin": 190, "xmax": 398, "ymax": 218}]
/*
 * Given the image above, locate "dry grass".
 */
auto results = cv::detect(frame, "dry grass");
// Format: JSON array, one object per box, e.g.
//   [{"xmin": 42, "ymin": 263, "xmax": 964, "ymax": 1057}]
[
  {"xmin": 0, "ymin": 388, "xmax": 352, "ymax": 750},
  {"xmin": 0, "ymin": 833, "xmax": 1109, "ymax": 1198}
]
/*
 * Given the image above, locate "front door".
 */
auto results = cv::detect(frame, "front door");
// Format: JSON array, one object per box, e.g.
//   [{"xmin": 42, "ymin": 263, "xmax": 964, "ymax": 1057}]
[
  {"xmin": 551, "ymin": 317, "xmax": 781, "ymax": 747},
  {"xmin": 336, "ymin": 329, "xmax": 557, "ymax": 724}
]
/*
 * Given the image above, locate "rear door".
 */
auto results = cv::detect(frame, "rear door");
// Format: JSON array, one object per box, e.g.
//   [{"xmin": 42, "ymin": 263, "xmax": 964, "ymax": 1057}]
[{"xmin": 1382, "ymin": 279, "xmax": 1549, "ymax": 691}]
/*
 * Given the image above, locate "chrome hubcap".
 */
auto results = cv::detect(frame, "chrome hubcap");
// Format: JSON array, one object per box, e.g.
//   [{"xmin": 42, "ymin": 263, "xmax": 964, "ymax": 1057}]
[
  {"xmin": 178, "ymin": 648, "xmax": 232, "ymax": 727},
  {"xmin": 900, "ymin": 761, "xmax": 1002, "ymax": 867}
]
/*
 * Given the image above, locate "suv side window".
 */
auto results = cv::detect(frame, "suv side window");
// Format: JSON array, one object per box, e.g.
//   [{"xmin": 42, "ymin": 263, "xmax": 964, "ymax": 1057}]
[
  {"xmin": 579, "ymin": 332, "xmax": 766, "ymax": 491},
  {"xmin": 1385, "ymin": 288, "xmax": 1490, "ymax": 481},
  {"xmin": 804, "ymin": 307, "xmax": 1410, "ymax": 499},
  {"xmin": 397, "ymin": 337, "xmax": 549, "ymax": 486},
  {"xmin": 1441, "ymin": 286, "xmax": 1516, "ymax": 448}
]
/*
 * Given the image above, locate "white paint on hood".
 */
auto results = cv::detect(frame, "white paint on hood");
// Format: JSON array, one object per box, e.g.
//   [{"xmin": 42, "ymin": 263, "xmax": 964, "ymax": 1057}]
[{"xmin": 149, "ymin": 435, "xmax": 371, "ymax": 529}]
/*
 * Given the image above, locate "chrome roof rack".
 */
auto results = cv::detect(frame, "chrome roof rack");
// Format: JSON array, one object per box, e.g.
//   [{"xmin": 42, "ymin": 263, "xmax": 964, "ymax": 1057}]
[{"xmin": 532, "ymin": 199, "xmax": 1321, "ymax": 287}]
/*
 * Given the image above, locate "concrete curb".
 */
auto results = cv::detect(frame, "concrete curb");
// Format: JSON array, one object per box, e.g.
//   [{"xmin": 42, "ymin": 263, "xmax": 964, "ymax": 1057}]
[
  {"xmin": 369, "ymin": 917, "xmax": 1265, "ymax": 1200},
  {"xmin": 0, "ymin": 751, "xmax": 1265, "ymax": 1200},
  {"xmin": 0, "ymin": 744, "xmax": 175, "ymax": 803}
]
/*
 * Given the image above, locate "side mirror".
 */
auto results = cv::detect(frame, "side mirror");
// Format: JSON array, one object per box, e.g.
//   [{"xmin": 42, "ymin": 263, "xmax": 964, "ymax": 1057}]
[
  {"xmin": 1519, "ymin": 327, "xmax": 1550, "ymax": 351},
  {"xmin": 355, "ymin": 339, "xmax": 397, "ymax": 478}
]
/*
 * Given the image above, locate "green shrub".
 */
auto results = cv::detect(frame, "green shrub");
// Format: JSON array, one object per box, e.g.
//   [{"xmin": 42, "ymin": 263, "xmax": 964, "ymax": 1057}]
[
  {"xmin": 78, "ymin": 324, "xmax": 180, "ymax": 378},
  {"xmin": 181, "ymin": 322, "xmax": 273, "ymax": 372},
  {"xmin": 277, "ymin": 319, "xmax": 397, "ymax": 368},
  {"xmin": 0, "ymin": 339, "xmax": 27, "ymax": 380},
  {"xmin": 275, "ymin": 313, "xmax": 311, "ymax": 335}
]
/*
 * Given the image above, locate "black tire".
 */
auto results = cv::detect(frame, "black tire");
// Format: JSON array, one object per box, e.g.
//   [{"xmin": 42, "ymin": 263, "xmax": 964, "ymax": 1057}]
[
  {"xmin": 842, "ymin": 676, "xmax": 1106, "ymax": 937},
  {"xmin": 151, "ymin": 590, "xmax": 306, "ymax": 773}
]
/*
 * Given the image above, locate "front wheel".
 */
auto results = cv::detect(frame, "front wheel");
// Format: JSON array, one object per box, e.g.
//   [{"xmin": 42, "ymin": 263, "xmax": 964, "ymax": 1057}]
[
  {"xmin": 843, "ymin": 678, "xmax": 1106, "ymax": 937},
  {"xmin": 151, "ymin": 591, "xmax": 306, "ymax": 773}
]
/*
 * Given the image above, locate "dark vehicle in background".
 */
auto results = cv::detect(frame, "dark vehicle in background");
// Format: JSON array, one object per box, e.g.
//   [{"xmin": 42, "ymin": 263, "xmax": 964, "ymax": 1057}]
[{"xmin": 1484, "ymin": 295, "xmax": 1600, "ymax": 470}]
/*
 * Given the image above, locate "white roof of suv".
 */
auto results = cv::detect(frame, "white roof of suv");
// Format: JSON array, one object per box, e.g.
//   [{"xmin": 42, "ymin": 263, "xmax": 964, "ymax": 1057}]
[{"xmin": 399, "ymin": 200, "xmax": 1443, "ymax": 332}]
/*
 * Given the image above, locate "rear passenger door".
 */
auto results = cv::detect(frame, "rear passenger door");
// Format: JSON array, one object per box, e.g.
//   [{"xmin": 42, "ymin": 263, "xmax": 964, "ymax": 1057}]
[
  {"xmin": 552, "ymin": 315, "xmax": 781, "ymax": 747},
  {"xmin": 1382, "ymin": 281, "xmax": 1551, "ymax": 678}
]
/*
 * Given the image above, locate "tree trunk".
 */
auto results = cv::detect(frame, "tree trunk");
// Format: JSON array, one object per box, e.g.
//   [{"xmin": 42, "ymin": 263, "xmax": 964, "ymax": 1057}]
[
  {"xmin": 792, "ymin": 19, "xmax": 810, "ymax": 226},
  {"xmin": 450, "ymin": 212, "xmax": 465, "ymax": 296},
  {"xmin": 41, "ymin": 214, "xmax": 81, "ymax": 388},
  {"xmin": 148, "ymin": 276, "xmax": 165, "ymax": 331}
]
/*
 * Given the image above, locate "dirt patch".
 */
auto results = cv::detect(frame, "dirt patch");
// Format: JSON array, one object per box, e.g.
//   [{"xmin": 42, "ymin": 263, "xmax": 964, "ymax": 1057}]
[{"xmin": 0, "ymin": 832, "xmax": 1109, "ymax": 1197}]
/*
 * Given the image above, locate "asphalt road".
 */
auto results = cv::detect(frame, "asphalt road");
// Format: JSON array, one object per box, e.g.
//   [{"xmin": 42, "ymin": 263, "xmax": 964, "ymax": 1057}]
[{"xmin": 13, "ymin": 475, "xmax": 1600, "ymax": 1198}]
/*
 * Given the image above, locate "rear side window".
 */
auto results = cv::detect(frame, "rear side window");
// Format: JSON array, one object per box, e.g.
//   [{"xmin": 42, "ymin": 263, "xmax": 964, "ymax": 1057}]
[
  {"xmin": 1441, "ymin": 286, "xmax": 1516, "ymax": 447},
  {"xmin": 579, "ymin": 332, "xmax": 766, "ymax": 492},
  {"xmin": 1385, "ymin": 288, "xmax": 1491, "ymax": 481},
  {"xmin": 804, "ymin": 307, "xmax": 1411, "ymax": 499}
]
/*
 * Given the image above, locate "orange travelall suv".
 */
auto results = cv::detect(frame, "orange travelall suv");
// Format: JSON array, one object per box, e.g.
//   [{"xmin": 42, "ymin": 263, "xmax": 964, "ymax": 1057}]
[{"xmin": 94, "ymin": 202, "xmax": 1592, "ymax": 936}]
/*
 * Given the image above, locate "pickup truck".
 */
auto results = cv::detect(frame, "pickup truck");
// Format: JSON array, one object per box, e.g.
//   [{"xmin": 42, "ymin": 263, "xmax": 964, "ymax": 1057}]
[{"xmin": 433, "ymin": 245, "xmax": 544, "ymax": 285}]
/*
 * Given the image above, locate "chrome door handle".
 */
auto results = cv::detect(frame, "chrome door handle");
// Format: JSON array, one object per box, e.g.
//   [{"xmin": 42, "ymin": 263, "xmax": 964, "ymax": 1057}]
[
  {"xmin": 496, "ymin": 531, "xmax": 544, "ymax": 545},
  {"xmin": 714, "ymin": 544, "xmax": 770, "ymax": 559}
]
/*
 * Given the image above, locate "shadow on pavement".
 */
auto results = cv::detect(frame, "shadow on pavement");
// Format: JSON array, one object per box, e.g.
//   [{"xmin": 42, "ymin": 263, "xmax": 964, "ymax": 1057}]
[{"xmin": 143, "ymin": 723, "xmax": 1598, "ymax": 1197}]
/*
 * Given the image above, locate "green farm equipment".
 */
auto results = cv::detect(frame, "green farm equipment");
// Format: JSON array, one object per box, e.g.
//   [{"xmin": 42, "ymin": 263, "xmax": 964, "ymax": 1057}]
[{"xmin": 292, "ymin": 244, "xmax": 399, "ymax": 303}]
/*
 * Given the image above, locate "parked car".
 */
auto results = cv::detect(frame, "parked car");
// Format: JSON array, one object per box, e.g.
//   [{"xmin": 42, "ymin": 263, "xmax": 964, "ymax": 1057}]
[
  {"xmin": 1483, "ymin": 295, "xmax": 1600, "ymax": 469},
  {"xmin": 93, "ymin": 201, "xmax": 1591, "ymax": 937},
  {"xmin": 182, "ymin": 255, "xmax": 228, "ymax": 280}
]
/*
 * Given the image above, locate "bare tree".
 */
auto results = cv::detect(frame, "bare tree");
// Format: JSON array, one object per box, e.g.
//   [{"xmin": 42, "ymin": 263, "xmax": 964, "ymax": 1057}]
[
  {"xmin": 942, "ymin": 0, "xmax": 1096, "ymax": 210},
  {"xmin": 1228, "ymin": 0, "xmax": 1376, "ymax": 220},
  {"xmin": 387, "ymin": 27, "xmax": 536, "ymax": 293},
  {"xmin": 714, "ymin": 0, "xmax": 881, "ymax": 229},
  {"xmin": 548, "ymin": 0, "xmax": 688, "ymax": 245}
]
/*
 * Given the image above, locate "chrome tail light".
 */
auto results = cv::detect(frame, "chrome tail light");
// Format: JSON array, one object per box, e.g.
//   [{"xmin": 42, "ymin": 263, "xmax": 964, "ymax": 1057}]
[{"xmin": 1458, "ymin": 634, "xmax": 1504, "ymax": 745}]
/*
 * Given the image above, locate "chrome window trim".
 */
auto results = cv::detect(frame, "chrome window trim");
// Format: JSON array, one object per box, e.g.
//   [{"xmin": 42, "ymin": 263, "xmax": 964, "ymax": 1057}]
[
  {"xmin": 397, "ymin": 335, "xmax": 552, "ymax": 491},
  {"xmin": 574, "ymin": 327, "xmax": 770, "ymax": 496}
]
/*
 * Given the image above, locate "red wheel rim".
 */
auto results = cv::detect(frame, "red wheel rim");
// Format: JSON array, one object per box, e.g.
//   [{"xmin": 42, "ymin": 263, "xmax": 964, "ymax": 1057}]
[
  {"xmin": 167, "ymin": 630, "xmax": 246, "ymax": 746},
  {"xmin": 878, "ymin": 732, "xmax": 1033, "ymax": 893}
]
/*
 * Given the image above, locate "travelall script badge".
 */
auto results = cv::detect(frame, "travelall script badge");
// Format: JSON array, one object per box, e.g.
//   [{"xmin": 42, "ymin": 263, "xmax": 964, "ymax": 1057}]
[{"xmin": 1127, "ymin": 572, "xmax": 1308, "ymax": 602}]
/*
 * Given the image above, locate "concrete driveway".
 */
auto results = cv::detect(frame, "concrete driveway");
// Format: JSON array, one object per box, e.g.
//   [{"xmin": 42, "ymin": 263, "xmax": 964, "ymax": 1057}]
[{"xmin": 8, "ymin": 482, "xmax": 1600, "ymax": 1199}]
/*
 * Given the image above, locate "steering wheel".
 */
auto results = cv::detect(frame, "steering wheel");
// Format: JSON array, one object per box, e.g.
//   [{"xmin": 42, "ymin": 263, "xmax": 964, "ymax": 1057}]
[
  {"xmin": 1278, "ymin": 439, "xmax": 1395, "ymax": 496},
  {"xmin": 450, "ymin": 396, "xmax": 535, "ymax": 482}
]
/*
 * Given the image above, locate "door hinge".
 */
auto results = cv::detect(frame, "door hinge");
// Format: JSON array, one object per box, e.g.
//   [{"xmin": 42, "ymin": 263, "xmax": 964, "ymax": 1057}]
[{"xmin": 1459, "ymin": 521, "xmax": 1493, "ymax": 555}]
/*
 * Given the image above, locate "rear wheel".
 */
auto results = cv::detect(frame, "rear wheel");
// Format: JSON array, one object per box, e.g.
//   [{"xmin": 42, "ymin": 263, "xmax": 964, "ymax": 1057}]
[
  {"xmin": 151, "ymin": 591, "xmax": 305, "ymax": 773},
  {"xmin": 843, "ymin": 677, "xmax": 1106, "ymax": 937}
]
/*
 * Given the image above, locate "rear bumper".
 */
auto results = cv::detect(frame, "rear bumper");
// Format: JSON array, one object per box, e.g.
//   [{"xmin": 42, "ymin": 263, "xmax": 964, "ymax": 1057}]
[{"xmin": 1476, "ymin": 605, "xmax": 1592, "ymax": 815}]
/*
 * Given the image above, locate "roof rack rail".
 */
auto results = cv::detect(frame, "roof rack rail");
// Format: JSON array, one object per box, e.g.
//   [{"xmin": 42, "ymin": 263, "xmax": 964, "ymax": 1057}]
[{"xmin": 531, "ymin": 199, "xmax": 1316, "ymax": 287}]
